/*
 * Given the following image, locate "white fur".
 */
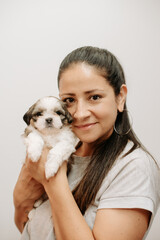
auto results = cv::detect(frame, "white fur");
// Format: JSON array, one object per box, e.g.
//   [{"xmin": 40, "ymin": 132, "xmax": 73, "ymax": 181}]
[{"xmin": 22, "ymin": 96, "xmax": 79, "ymax": 179}]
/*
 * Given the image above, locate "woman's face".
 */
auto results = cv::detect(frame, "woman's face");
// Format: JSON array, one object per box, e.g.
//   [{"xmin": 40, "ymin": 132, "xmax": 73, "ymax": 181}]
[{"xmin": 59, "ymin": 63, "xmax": 126, "ymax": 144}]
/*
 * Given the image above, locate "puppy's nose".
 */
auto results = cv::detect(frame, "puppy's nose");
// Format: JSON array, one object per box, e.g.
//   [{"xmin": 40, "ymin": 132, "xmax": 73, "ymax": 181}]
[{"xmin": 46, "ymin": 118, "xmax": 53, "ymax": 124}]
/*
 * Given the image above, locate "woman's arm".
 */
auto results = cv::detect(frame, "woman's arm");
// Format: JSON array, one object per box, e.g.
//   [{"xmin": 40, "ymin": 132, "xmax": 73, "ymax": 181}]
[
  {"xmin": 13, "ymin": 164, "xmax": 45, "ymax": 233},
  {"xmin": 44, "ymin": 165, "xmax": 150, "ymax": 240},
  {"xmin": 25, "ymin": 150, "xmax": 151, "ymax": 240},
  {"xmin": 93, "ymin": 208, "xmax": 150, "ymax": 240},
  {"xmin": 44, "ymin": 162, "xmax": 94, "ymax": 240}
]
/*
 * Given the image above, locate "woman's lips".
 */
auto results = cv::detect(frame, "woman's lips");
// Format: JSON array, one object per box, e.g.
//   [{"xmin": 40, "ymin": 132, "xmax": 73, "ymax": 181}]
[{"xmin": 74, "ymin": 123, "xmax": 96, "ymax": 130}]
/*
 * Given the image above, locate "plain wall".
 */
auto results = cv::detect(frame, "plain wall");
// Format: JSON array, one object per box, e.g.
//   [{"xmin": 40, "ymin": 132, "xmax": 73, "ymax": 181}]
[{"xmin": 0, "ymin": 0, "xmax": 159, "ymax": 239}]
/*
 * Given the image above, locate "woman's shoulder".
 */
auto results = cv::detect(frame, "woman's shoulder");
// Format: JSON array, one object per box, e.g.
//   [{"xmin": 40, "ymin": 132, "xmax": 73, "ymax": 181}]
[
  {"xmin": 98, "ymin": 140, "xmax": 160, "ymax": 202},
  {"xmin": 115, "ymin": 141, "xmax": 159, "ymax": 174},
  {"xmin": 96, "ymin": 141, "xmax": 160, "ymax": 215}
]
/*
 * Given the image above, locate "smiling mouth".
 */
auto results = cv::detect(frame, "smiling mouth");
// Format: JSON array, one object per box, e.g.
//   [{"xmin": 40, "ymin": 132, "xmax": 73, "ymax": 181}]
[{"xmin": 75, "ymin": 123, "xmax": 96, "ymax": 129}]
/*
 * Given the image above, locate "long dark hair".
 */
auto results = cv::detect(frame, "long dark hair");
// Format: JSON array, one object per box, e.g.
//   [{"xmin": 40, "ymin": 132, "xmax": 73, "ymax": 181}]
[{"xmin": 58, "ymin": 46, "xmax": 146, "ymax": 215}]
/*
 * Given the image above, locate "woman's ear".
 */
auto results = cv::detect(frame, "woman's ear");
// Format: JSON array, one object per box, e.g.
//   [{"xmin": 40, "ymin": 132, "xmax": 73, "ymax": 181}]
[{"xmin": 117, "ymin": 84, "xmax": 127, "ymax": 112}]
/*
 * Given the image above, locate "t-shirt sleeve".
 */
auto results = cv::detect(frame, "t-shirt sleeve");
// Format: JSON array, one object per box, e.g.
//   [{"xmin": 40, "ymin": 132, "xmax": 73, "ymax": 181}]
[{"xmin": 97, "ymin": 149, "xmax": 160, "ymax": 215}]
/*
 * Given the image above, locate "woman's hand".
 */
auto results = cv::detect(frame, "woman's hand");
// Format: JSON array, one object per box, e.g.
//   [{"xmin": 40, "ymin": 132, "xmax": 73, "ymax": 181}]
[
  {"xmin": 25, "ymin": 148, "xmax": 68, "ymax": 186},
  {"xmin": 24, "ymin": 148, "xmax": 48, "ymax": 184},
  {"xmin": 13, "ymin": 163, "xmax": 45, "ymax": 232}
]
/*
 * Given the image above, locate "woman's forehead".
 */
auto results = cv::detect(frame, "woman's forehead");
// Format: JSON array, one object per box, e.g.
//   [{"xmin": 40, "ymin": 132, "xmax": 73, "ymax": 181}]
[{"xmin": 59, "ymin": 63, "xmax": 107, "ymax": 88}]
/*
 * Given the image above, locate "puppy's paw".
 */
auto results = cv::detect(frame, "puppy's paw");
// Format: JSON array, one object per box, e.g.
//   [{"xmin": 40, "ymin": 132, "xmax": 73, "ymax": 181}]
[
  {"xmin": 26, "ymin": 133, "xmax": 44, "ymax": 162},
  {"xmin": 45, "ymin": 154, "xmax": 62, "ymax": 179},
  {"xmin": 28, "ymin": 146, "xmax": 42, "ymax": 162},
  {"xmin": 45, "ymin": 161, "xmax": 60, "ymax": 179}
]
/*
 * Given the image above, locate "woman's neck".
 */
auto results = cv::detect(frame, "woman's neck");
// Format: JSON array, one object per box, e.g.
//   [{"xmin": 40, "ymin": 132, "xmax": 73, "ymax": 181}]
[
  {"xmin": 75, "ymin": 142, "xmax": 95, "ymax": 157},
  {"xmin": 75, "ymin": 130, "xmax": 115, "ymax": 157}
]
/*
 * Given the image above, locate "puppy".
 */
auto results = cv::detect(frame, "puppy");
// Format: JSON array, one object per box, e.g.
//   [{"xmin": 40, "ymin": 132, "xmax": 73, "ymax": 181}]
[{"xmin": 22, "ymin": 96, "xmax": 78, "ymax": 179}]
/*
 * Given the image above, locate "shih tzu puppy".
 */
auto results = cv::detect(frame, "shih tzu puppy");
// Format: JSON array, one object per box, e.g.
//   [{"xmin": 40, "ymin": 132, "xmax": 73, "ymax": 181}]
[{"xmin": 22, "ymin": 96, "xmax": 78, "ymax": 179}]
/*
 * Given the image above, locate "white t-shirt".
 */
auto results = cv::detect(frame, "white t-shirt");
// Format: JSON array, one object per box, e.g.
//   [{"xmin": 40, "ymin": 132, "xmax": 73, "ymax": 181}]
[{"xmin": 21, "ymin": 142, "xmax": 160, "ymax": 240}]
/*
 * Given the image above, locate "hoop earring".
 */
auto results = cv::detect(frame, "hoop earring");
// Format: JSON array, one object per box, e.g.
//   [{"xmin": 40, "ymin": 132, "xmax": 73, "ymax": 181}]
[{"xmin": 114, "ymin": 109, "xmax": 133, "ymax": 136}]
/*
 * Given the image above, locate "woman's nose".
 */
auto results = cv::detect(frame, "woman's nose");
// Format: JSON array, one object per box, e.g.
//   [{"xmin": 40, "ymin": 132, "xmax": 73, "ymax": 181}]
[{"xmin": 73, "ymin": 101, "xmax": 90, "ymax": 120}]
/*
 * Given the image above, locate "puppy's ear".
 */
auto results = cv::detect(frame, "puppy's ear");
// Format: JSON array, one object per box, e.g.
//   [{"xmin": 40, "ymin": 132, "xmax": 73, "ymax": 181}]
[
  {"xmin": 23, "ymin": 103, "xmax": 36, "ymax": 125},
  {"xmin": 61, "ymin": 102, "xmax": 73, "ymax": 124}
]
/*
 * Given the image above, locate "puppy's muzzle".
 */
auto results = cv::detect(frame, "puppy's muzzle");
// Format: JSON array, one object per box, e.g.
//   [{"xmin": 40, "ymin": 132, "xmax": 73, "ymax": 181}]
[
  {"xmin": 45, "ymin": 118, "xmax": 53, "ymax": 127},
  {"xmin": 46, "ymin": 118, "xmax": 53, "ymax": 124}
]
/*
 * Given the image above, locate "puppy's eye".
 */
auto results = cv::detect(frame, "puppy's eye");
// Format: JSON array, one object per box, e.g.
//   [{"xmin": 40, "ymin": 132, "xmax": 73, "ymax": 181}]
[
  {"xmin": 56, "ymin": 111, "xmax": 63, "ymax": 116},
  {"xmin": 35, "ymin": 112, "xmax": 42, "ymax": 117}
]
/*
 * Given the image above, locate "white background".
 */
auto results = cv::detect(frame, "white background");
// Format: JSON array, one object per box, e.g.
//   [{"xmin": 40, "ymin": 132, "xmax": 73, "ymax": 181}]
[{"xmin": 0, "ymin": 0, "xmax": 159, "ymax": 239}]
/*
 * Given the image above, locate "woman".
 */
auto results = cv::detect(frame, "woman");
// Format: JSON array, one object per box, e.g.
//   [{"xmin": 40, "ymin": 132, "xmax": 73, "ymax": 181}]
[{"xmin": 13, "ymin": 46, "xmax": 160, "ymax": 240}]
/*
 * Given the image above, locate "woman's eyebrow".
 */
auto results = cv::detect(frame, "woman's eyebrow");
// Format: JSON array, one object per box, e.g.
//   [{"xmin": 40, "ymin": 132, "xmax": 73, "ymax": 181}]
[
  {"xmin": 85, "ymin": 89, "xmax": 104, "ymax": 94},
  {"xmin": 60, "ymin": 93, "xmax": 75, "ymax": 97},
  {"xmin": 60, "ymin": 89, "xmax": 104, "ymax": 97}
]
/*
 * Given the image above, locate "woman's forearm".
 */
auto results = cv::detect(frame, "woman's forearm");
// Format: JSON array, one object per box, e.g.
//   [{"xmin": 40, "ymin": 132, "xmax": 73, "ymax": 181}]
[
  {"xmin": 43, "ymin": 169, "xmax": 94, "ymax": 240},
  {"xmin": 14, "ymin": 204, "xmax": 29, "ymax": 233},
  {"xmin": 13, "ymin": 164, "xmax": 45, "ymax": 232},
  {"xmin": 13, "ymin": 181, "xmax": 35, "ymax": 233}
]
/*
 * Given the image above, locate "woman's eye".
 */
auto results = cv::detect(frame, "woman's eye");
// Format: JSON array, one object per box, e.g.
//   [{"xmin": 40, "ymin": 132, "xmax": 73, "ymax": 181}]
[
  {"xmin": 90, "ymin": 95, "xmax": 101, "ymax": 100},
  {"xmin": 63, "ymin": 98, "xmax": 74, "ymax": 105}
]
